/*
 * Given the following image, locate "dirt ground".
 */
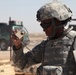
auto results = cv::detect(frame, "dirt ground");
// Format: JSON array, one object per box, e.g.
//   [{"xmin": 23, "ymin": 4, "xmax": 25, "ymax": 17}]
[{"xmin": 0, "ymin": 33, "xmax": 46, "ymax": 75}]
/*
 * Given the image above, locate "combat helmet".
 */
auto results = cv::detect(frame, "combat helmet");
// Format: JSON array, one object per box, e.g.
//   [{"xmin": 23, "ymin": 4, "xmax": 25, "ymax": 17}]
[
  {"xmin": 36, "ymin": 1, "xmax": 73, "ymax": 38},
  {"xmin": 36, "ymin": 1, "xmax": 72, "ymax": 22}
]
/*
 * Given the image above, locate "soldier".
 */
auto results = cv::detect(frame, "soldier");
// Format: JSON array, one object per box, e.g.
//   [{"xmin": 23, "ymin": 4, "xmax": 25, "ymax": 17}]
[{"xmin": 11, "ymin": 1, "xmax": 76, "ymax": 75}]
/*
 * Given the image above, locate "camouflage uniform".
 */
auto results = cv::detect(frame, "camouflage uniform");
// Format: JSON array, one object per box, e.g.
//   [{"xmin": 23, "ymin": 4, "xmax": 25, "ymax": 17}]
[
  {"xmin": 12, "ymin": 1, "xmax": 76, "ymax": 75},
  {"xmin": 13, "ymin": 29, "xmax": 76, "ymax": 75},
  {"xmin": 36, "ymin": 1, "xmax": 72, "ymax": 22}
]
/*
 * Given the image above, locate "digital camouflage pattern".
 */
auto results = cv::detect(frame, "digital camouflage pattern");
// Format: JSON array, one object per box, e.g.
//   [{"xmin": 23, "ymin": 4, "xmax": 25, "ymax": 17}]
[
  {"xmin": 13, "ymin": 29, "xmax": 76, "ymax": 75},
  {"xmin": 12, "ymin": 1, "xmax": 76, "ymax": 75},
  {"xmin": 37, "ymin": 1, "xmax": 72, "ymax": 21}
]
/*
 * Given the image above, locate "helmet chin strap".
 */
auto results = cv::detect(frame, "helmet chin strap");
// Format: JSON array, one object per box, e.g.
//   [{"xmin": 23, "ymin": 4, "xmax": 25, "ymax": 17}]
[
  {"xmin": 48, "ymin": 20, "xmax": 73, "ymax": 39},
  {"xmin": 48, "ymin": 19, "xmax": 66, "ymax": 39},
  {"xmin": 48, "ymin": 19, "xmax": 56, "ymax": 39}
]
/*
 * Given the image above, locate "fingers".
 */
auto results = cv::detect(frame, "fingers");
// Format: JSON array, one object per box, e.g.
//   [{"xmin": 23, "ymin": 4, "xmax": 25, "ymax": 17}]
[{"xmin": 11, "ymin": 31, "xmax": 22, "ymax": 46}]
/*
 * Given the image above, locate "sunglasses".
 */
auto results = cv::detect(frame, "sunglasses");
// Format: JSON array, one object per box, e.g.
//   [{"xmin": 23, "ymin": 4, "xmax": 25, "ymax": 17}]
[{"xmin": 40, "ymin": 21, "xmax": 52, "ymax": 29}]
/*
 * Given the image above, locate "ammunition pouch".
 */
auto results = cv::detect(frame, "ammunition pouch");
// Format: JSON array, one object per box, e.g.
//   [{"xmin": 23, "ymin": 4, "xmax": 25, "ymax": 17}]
[{"xmin": 37, "ymin": 65, "xmax": 63, "ymax": 75}]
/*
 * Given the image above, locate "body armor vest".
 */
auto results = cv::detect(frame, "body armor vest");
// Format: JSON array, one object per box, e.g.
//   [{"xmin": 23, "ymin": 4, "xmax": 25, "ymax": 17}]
[
  {"xmin": 43, "ymin": 36, "xmax": 74, "ymax": 66},
  {"xmin": 40, "ymin": 36, "xmax": 74, "ymax": 75}
]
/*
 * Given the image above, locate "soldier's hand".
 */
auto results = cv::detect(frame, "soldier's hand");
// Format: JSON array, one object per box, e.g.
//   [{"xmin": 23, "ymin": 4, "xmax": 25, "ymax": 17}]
[{"xmin": 11, "ymin": 31, "xmax": 23, "ymax": 49}]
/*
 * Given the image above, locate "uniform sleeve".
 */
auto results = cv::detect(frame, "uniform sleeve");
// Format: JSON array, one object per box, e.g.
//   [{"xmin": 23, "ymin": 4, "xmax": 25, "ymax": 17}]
[
  {"xmin": 72, "ymin": 37, "xmax": 76, "ymax": 74},
  {"xmin": 12, "ymin": 41, "xmax": 45, "ymax": 71},
  {"xmin": 73, "ymin": 37, "xmax": 76, "ymax": 64},
  {"xmin": 66, "ymin": 37, "xmax": 76, "ymax": 75}
]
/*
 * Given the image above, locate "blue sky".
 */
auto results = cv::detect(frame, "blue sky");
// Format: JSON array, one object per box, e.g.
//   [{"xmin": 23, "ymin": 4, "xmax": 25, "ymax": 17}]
[{"xmin": 0, "ymin": 0, "xmax": 76, "ymax": 33}]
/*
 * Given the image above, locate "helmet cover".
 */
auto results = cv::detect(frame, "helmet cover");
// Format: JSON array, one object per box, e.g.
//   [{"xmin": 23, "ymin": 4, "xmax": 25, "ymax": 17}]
[{"xmin": 36, "ymin": 1, "xmax": 72, "ymax": 22}]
